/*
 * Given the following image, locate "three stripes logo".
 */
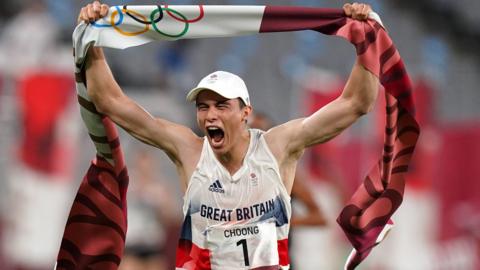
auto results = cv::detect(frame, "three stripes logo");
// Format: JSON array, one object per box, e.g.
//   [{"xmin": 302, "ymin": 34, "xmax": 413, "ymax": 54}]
[{"xmin": 208, "ymin": 179, "xmax": 225, "ymax": 193}]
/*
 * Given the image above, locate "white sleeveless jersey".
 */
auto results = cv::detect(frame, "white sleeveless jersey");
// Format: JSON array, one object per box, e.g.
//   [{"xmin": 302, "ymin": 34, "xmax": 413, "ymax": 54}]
[{"xmin": 175, "ymin": 129, "xmax": 291, "ymax": 270}]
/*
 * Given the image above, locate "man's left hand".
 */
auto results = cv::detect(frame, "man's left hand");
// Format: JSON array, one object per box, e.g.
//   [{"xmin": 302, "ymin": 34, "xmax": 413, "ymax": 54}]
[{"xmin": 343, "ymin": 2, "xmax": 372, "ymax": 21}]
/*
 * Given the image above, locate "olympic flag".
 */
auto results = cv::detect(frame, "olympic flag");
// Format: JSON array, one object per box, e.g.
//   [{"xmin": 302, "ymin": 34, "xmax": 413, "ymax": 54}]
[{"xmin": 58, "ymin": 5, "xmax": 418, "ymax": 270}]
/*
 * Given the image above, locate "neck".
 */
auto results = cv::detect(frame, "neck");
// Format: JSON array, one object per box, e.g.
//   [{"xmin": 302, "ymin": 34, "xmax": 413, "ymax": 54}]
[{"xmin": 216, "ymin": 129, "xmax": 250, "ymax": 175}]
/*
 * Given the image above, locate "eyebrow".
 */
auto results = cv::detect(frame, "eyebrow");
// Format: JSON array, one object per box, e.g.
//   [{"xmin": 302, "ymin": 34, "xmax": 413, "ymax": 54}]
[
  {"xmin": 195, "ymin": 99, "xmax": 230, "ymax": 107},
  {"xmin": 216, "ymin": 100, "xmax": 229, "ymax": 105}
]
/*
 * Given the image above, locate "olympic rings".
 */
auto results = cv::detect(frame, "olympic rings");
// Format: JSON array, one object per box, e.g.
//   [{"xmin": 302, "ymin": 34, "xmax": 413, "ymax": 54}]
[
  {"xmin": 163, "ymin": 4, "xmax": 204, "ymax": 23},
  {"xmin": 123, "ymin": 5, "xmax": 163, "ymax": 25},
  {"xmin": 111, "ymin": 8, "xmax": 150, "ymax": 37},
  {"xmin": 150, "ymin": 7, "xmax": 189, "ymax": 38},
  {"xmin": 91, "ymin": 5, "xmax": 205, "ymax": 38},
  {"xmin": 92, "ymin": 6, "xmax": 123, "ymax": 28}
]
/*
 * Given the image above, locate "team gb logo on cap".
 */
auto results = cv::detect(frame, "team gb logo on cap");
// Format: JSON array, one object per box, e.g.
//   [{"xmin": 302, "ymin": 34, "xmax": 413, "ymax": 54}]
[{"xmin": 207, "ymin": 74, "xmax": 218, "ymax": 82}]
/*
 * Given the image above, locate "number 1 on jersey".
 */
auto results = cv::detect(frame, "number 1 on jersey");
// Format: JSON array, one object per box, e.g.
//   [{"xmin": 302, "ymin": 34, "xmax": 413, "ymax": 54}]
[{"xmin": 236, "ymin": 239, "xmax": 250, "ymax": 266}]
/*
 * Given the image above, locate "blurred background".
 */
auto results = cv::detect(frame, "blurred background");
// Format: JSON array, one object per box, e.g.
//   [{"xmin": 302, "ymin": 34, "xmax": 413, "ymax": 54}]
[{"xmin": 0, "ymin": 0, "xmax": 479, "ymax": 269}]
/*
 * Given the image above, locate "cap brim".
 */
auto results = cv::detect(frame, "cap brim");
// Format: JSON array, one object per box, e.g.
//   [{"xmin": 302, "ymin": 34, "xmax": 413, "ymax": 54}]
[{"xmin": 186, "ymin": 87, "xmax": 205, "ymax": 102}]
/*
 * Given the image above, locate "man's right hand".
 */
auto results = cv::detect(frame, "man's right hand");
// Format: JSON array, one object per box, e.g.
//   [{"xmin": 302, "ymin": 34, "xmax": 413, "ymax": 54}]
[
  {"xmin": 77, "ymin": 1, "xmax": 110, "ymax": 60},
  {"xmin": 78, "ymin": 1, "xmax": 109, "ymax": 24}
]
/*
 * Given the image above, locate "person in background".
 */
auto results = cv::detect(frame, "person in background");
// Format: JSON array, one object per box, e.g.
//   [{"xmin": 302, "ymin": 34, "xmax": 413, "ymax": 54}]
[
  {"xmin": 249, "ymin": 111, "xmax": 327, "ymax": 227},
  {"xmin": 119, "ymin": 149, "xmax": 181, "ymax": 270}
]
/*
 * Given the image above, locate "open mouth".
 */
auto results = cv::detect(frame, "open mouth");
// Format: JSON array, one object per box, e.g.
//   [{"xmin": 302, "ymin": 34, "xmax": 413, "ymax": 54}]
[{"xmin": 207, "ymin": 126, "xmax": 225, "ymax": 145}]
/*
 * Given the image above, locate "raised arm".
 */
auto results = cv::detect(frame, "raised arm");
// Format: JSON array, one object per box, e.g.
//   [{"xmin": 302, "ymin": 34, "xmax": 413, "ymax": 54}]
[
  {"xmin": 78, "ymin": 2, "xmax": 201, "ymax": 168},
  {"xmin": 266, "ymin": 3, "xmax": 379, "ymax": 159},
  {"xmin": 298, "ymin": 59, "xmax": 378, "ymax": 147}
]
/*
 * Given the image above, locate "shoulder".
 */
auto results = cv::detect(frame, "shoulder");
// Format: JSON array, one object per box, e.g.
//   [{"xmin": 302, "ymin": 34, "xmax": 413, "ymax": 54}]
[
  {"xmin": 263, "ymin": 119, "xmax": 306, "ymax": 163},
  {"xmin": 174, "ymin": 134, "xmax": 205, "ymax": 190},
  {"xmin": 263, "ymin": 118, "xmax": 305, "ymax": 148},
  {"xmin": 176, "ymin": 132, "xmax": 204, "ymax": 162}
]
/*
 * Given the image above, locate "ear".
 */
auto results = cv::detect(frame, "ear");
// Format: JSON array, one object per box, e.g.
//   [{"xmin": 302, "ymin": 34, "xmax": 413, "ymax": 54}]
[{"xmin": 242, "ymin": 106, "xmax": 252, "ymax": 124}]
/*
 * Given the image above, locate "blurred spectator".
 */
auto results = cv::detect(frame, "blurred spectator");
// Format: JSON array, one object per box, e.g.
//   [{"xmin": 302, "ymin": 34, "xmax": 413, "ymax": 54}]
[
  {"xmin": 295, "ymin": 70, "xmax": 356, "ymax": 269},
  {"xmin": 249, "ymin": 111, "xmax": 327, "ymax": 227},
  {"xmin": 120, "ymin": 148, "xmax": 182, "ymax": 270},
  {"xmin": 0, "ymin": 1, "xmax": 59, "ymax": 77},
  {"xmin": 1, "ymin": 72, "xmax": 77, "ymax": 270},
  {"xmin": 249, "ymin": 111, "xmax": 336, "ymax": 269},
  {"xmin": 0, "ymin": 2, "xmax": 77, "ymax": 269},
  {"xmin": 157, "ymin": 40, "xmax": 194, "ymax": 91}
]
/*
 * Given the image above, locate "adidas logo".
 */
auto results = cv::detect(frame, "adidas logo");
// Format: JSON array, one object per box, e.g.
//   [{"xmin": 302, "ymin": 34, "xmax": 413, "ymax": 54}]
[{"xmin": 208, "ymin": 180, "xmax": 225, "ymax": 193}]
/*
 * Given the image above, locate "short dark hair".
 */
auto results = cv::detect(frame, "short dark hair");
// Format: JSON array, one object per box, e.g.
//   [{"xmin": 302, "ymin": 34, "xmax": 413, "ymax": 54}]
[{"xmin": 238, "ymin": 98, "xmax": 246, "ymax": 109}]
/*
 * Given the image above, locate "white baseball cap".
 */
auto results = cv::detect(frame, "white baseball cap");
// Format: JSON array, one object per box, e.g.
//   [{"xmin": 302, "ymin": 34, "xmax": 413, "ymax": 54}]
[{"xmin": 186, "ymin": 71, "xmax": 250, "ymax": 106}]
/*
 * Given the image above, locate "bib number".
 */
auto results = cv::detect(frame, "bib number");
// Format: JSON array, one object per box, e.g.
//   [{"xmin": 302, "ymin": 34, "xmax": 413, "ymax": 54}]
[
  {"xmin": 236, "ymin": 239, "xmax": 249, "ymax": 266},
  {"xmin": 206, "ymin": 221, "xmax": 278, "ymax": 268}
]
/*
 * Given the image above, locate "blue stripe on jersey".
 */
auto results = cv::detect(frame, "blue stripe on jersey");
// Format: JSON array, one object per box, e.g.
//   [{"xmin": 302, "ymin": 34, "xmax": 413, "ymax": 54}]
[
  {"xmin": 258, "ymin": 195, "xmax": 289, "ymax": 227},
  {"xmin": 180, "ymin": 214, "xmax": 193, "ymax": 241}
]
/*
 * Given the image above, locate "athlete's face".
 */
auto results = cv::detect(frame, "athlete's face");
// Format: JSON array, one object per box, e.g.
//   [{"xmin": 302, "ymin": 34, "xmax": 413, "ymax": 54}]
[{"xmin": 196, "ymin": 90, "xmax": 251, "ymax": 154}]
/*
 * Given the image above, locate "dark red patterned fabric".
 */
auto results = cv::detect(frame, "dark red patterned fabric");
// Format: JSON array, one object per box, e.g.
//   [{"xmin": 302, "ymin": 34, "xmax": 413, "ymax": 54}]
[
  {"xmin": 56, "ymin": 156, "xmax": 128, "ymax": 269},
  {"xmin": 262, "ymin": 7, "xmax": 419, "ymax": 269},
  {"xmin": 57, "ymin": 73, "xmax": 129, "ymax": 269}
]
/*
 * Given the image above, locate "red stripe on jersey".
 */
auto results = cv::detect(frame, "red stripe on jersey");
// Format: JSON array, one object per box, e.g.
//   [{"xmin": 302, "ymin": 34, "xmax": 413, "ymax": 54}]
[
  {"xmin": 176, "ymin": 239, "xmax": 211, "ymax": 270},
  {"xmin": 277, "ymin": 238, "xmax": 290, "ymax": 266}
]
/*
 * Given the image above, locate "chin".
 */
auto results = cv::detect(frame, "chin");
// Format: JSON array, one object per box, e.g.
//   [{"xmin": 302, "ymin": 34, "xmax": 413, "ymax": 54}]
[{"xmin": 209, "ymin": 140, "xmax": 228, "ymax": 154}]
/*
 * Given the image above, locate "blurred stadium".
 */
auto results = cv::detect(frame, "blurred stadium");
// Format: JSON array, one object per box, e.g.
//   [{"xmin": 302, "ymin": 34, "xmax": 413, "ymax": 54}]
[{"xmin": 0, "ymin": 0, "xmax": 478, "ymax": 269}]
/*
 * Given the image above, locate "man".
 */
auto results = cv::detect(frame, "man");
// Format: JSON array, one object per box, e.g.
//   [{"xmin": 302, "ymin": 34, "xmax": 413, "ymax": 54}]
[{"xmin": 78, "ymin": 2, "xmax": 379, "ymax": 269}]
